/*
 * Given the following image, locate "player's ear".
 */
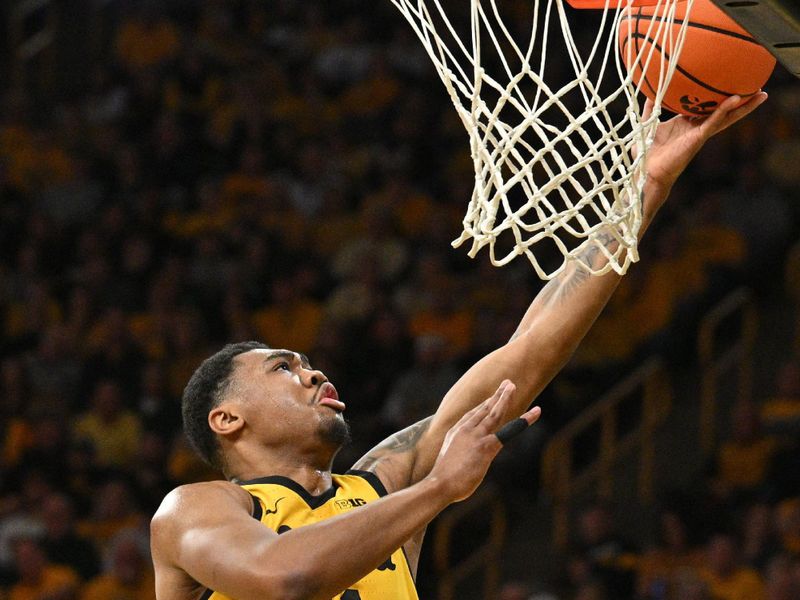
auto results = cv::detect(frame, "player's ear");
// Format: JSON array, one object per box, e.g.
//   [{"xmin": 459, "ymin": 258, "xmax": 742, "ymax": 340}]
[{"xmin": 208, "ymin": 403, "xmax": 245, "ymax": 437}]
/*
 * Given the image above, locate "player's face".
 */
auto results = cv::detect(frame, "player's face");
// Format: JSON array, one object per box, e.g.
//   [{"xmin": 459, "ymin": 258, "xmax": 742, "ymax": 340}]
[{"xmin": 232, "ymin": 349, "xmax": 350, "ymax": 449}]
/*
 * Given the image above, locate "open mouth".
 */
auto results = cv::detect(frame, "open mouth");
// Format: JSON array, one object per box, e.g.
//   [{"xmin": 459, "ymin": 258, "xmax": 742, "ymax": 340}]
[{"xmin": 317, "ymin": 382, "xmax": 346, "ymax": 412}]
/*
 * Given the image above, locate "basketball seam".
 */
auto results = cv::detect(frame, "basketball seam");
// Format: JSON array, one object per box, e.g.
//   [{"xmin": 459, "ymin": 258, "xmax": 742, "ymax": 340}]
[
  {"xmin": 618, "ymin": 14, "xmax": 760, "ymax": 45},
  {"xmin": 627, "ymin": 32, "xmax": 761, "ymax": 97}
]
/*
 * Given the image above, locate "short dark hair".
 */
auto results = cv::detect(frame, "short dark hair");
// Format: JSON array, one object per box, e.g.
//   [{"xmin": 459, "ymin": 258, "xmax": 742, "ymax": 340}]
[{"xmin": 182, "ymin": 341, "xmax": 270, "ymax": 468}]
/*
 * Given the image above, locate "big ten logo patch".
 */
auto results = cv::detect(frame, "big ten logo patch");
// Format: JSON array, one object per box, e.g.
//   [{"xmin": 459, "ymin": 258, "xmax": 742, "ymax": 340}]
[{"xmin": 336, "ymin": 498, "xmax": 367, "ymax": 510}]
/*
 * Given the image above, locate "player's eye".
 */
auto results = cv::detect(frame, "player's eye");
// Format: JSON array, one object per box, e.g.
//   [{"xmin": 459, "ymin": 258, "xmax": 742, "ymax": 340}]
[{"xmin": 274, "ymin": 361, "xmax": 291, "ymax": 372}]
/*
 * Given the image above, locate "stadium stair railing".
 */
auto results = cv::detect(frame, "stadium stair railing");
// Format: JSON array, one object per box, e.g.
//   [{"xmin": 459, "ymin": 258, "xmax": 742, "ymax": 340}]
[
  {"xmin": 433, "ymin": 484, "xmax": 507, "ymax": 600},
  {"xmin": 783, "ymin": 238, "xmax": 800, "ymax": 353},
  {"xmin": 697, "ymin": 287, "xmax": 758, "ymax": 455},
  {"xmin": 541, "ymin": 358, "xmax": 672, "ymax": 550}
]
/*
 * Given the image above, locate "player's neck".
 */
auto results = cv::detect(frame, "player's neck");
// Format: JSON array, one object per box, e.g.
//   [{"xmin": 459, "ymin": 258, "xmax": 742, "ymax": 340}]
[{"xmin": 228, "ymin": 445, "xmax": 338, "ymax": 496}]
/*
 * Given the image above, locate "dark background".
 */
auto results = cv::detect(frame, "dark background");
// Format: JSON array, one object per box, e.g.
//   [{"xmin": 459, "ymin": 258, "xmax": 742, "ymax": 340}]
[{"xmin": 1, "ymin": 1, "xmax": 799, "ymax": 599}]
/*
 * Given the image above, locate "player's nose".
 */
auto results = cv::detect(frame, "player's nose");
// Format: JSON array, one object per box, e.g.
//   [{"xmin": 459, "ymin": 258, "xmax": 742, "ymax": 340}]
[{"xmin": 303, "ymin": 367, "xmax": 327, "ymax": 387}]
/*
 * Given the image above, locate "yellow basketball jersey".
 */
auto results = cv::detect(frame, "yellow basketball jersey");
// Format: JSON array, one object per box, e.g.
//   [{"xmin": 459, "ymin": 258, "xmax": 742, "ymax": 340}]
[{"xmin": 200, "ymin": 470, "xmax": 419, "ymax": 600}]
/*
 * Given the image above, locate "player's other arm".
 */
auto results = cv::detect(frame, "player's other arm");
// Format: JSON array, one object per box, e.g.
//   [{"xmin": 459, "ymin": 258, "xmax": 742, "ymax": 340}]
[
  {"xmin": 152, "ymin": 384, "xmax": 540, "ymax": 600},
  {"xmin": 352, "ymin": 93, "xmax": 768, "ymax": 491},
  {"xmin": 152, "ymin": 480, "xmax": 440, "ymax": 600}
]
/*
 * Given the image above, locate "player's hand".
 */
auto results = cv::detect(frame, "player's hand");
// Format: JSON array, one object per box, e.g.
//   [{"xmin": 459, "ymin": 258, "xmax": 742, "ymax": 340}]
[
  {"xmin": 427, "ymin": 380, "xmax": 541, "ymax": 503},
  {"xmin": 643, "ymin": 91, "xmax": 768, "ymax": 198}
]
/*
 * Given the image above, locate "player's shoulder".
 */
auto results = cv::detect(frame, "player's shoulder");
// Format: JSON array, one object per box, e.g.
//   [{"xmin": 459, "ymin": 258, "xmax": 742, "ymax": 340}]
[
  {"xmin": 152, "ymin": 480, "xmax": 252, "ymax": 532},
  {"xmin": 337, "ymin": 470, "xmax": 390, "ymax": 498}
]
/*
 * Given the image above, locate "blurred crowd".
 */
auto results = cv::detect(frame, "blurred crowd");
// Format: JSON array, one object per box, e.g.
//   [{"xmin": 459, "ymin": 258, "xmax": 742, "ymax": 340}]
[
  {"xmin": 503, "ymin": 357, "xmax": 800, "ymax": 600},
  {"xmin": 1, "ymin": 1, "xmax": 799, "ymax": 599}
]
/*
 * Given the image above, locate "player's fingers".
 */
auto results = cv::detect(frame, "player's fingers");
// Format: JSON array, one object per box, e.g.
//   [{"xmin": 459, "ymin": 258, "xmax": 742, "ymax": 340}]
[
  {"xmin": 457, "ymin": 397, "xmax": 491, "ymax": 428},
  {"xmin": 461, "ymin": 380, "xmax": 510, "ymax": 428},
  {"xmin": 495, "ymin": 406, "xmax": 542, "ymax": 445},
  {"xmin": 704, "ymin": 92, "xmax": 767, "ymax": 135},
  {"xmin": 641, "ymin": 98, "xmax": 655, "ymax": 122},
  {"xmin": 519, "ymin": 404, "xmax": 542, "ymax": 426},
  {"xmin": 699, "ymin": 94, "xmax": 742, "ymax": 132},
  {"xmin": 719, "ymin": 91, "xmax": 768, "ymax": 128},
  {"xmin": 477, "ymin": 380, "xmax": 515, "ymax": 432}
]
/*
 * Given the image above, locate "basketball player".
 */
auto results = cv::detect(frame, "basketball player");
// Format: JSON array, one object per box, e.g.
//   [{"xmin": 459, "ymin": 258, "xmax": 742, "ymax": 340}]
[{"xmin": 151, "ymin": 93, "xmax": 767, "ymax": 600}]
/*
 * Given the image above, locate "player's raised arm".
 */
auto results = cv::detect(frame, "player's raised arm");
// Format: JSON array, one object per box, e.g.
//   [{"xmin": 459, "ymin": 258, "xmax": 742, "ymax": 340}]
[
  {"xmin": 152, "ymin": 383, "xmax": 540, "ymax": 600},
  {"xmin": 353, "ymin": 92, "xmax": 768, "ymax": 492}
]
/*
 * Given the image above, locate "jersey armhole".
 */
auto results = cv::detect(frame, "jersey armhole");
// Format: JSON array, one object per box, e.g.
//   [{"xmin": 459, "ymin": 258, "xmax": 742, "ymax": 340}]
[
  {"xmin": 345, "ymin": 469, "xmax": 389, "ymax": 497},
  {"xmin": 249, "ymin": 493, "xmax": 264, "ymax": 520}
]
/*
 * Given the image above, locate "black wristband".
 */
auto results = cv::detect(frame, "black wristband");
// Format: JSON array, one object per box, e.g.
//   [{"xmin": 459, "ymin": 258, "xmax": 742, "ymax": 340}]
[{"xmin": 495, "ymin": 418, "xmax": 528, "ymax": 445}]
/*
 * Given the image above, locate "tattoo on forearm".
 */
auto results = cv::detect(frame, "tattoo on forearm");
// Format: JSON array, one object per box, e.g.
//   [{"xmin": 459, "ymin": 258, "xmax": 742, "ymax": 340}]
[
  {"xmin": 538, "ymin": 230, "xmax": 618, "ymax": 307},
  {"xmin": 356, "ymin": 417, "xmax": 433, "ymax": 471}
]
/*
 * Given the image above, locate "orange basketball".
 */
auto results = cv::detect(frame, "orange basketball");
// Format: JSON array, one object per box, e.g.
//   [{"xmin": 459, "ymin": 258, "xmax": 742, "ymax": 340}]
[{"xmin": 618, "ymin": 0, "xmax": 776, "ymax": 116}]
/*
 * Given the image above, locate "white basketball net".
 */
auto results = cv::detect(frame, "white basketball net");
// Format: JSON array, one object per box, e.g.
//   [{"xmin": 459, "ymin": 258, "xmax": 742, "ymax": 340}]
[{"xmin": 391, "ymin": 0, "xmax": 694, "ymax": 279}]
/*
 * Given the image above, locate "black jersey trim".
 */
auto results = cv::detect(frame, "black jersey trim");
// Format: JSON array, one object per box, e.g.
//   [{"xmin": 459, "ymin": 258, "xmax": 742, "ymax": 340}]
[
  {"xmin": 237, "ymin": 475, "xmax": 337, "ymax": 509},
  {"xmin": 199, "ymin": 588, "xmax": 214, "ymax": 600},
  {"xmin": 249, "ymin": 492, "xmax": 263, "ymax": 520},
  {"xmin": 346, "ymin": 469, "xmax": 389, "ymax": 497}
]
